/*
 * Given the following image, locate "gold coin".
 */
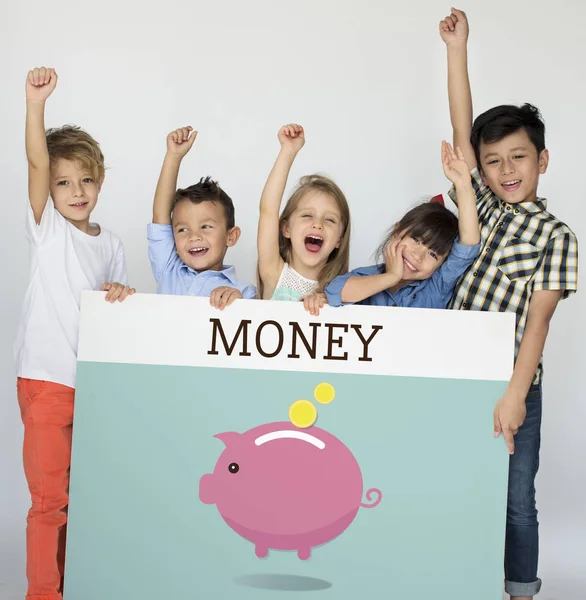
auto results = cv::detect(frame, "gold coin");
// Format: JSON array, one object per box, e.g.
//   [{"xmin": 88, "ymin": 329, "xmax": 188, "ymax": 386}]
[
  {"xmin": 289, "ymin": 400, "xmax": 317, "ymax": 428},
  {"xmin": 314, "ymin": 382, "xmax": 335, "ymax": 404}
]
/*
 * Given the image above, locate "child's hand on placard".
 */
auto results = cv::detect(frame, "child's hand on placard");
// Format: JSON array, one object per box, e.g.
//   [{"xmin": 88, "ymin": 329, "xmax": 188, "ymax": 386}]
[
  {"xmin": 278, "ymin": 124, "xmax": 305, "ymax": 154},
  {"xmin": 303, "ymin": 292, "xmax": 327, "ymax": 316},
  {"xmin": 210, "ymin": 286, "xmax": 242, "ymax": 310},
  {"xmin": 442, "ymin": 141, "xmax": 471, "ymax": 188},
  {"xmin": 166, "ymin": 126, "xmax": 198, "ymax": 159},
  {"xmin": 101, "ymin": 282, "xmax": 136, "ymax": 303},
  {"xmin": 26, "ymin": 67, "xmax": 58, "ymax": 103},
  {"xmin": 439, "ymin": 7, "xmax": 469, "ymax": 47}
]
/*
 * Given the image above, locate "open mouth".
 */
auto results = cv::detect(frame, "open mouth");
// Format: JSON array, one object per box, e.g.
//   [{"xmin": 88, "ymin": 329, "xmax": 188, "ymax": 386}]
[
  {"xmin": 69, "ymin": 201, "xmax": 89, "ymax": 209},
  {"xmin": 188, "ymin": 247, "xmax": 209, "ymax": 258},
  {"xmin": 305, "ymin": 235, "xmax": 324, "ymax": 253},
  {"xmin": 403, "ymin": 257, "xmax": 418, "ymax": 273},
  {"xmin": 502, "ymin": 179, "xmax": 522, "ymax": 192}
]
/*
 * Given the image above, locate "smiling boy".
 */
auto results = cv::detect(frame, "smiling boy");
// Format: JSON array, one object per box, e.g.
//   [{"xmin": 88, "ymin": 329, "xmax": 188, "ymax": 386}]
[
  {"xmin": 147, "ymin": 126, "xmax": 256, "ymax": 307},
  {"xmin": 440, "ymin": 9, "xmax": 578, "ymax": 599}
]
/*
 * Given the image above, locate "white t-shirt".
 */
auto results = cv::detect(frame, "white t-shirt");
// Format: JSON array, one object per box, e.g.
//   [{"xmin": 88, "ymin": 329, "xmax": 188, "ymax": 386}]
[{"xmin": 14, "ymin": 199, "xmax": 127, "ymax": 389}]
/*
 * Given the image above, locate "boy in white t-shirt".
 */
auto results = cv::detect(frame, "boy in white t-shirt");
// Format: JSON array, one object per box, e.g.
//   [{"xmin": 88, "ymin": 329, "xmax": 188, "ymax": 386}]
[{"xmin": 14, "ymin": 66, "xmax": 134, "ymax": 600}]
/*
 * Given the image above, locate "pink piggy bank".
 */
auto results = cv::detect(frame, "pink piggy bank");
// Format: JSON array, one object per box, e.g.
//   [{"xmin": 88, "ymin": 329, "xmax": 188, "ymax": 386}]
[{"xmin": 199, "ymin": 421, "xmax": 382, "ymax": 560}]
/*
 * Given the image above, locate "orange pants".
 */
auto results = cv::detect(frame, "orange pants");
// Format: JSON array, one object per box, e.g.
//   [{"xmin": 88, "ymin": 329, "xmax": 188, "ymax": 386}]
[{"xmin": 17, "ymin": 378, "xmax": 75, "ymax": 600}]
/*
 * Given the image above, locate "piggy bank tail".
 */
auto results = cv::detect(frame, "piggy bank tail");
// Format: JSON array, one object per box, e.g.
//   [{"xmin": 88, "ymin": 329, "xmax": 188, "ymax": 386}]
[{"xmin": 360, "ymin": 488, "xmax": 382, "ymax": 508}]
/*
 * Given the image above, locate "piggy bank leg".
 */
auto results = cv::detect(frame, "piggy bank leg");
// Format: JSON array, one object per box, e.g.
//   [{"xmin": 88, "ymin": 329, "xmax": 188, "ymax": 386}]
[
  {"xmin": 297, "ymin": 547, "xmax": 311, "ymax": 560},
  {"xmin": 255, "ymin": 544, "xmax": 268, "ymax": 559}
]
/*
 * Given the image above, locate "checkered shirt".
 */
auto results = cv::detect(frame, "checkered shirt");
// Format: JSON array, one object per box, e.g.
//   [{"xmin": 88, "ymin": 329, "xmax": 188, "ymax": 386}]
[{"xmin": 448, "ymin": 168, "xmax": 578, "ymax": 384}]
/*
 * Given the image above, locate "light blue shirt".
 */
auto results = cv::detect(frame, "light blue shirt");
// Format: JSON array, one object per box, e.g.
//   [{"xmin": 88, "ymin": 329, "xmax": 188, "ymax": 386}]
[
  {"xmin": 325, "ymin": 240, "xmax": 480, "ymax": 309},
  {"xmin": 147, "ymin": 223, "xmax": 257, "ymax": 298}
]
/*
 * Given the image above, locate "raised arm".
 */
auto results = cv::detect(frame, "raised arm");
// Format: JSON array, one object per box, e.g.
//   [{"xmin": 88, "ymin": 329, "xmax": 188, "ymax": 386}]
[
  {"xmin": 26, "ymin": 67, "xmax": 58, "ymax": 224},
  {"xmin": 257, "ymin": 124, "xmax": 305, "ymax": 298},
  {"xmin": 439, "ymin": 8, "xmax": 476, "ymax": 171},
  {"xmin": 441, "ymin": 141, "xmax": 480, "ymax": 246},
  {"xmin": 152, "ymin": 126, "xmax": 197, "ymax": 224}
]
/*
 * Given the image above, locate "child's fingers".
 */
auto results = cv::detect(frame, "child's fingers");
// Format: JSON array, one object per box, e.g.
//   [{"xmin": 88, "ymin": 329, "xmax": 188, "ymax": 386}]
[
  {"xmin": 503, "ymin": 427, "xmax": 515, "ymax": 455},
  {"xmin": 105, "ymin": 285, "xmax": 116, "ymax": 301},
  {"xmin": 209, "ymin": 289, "xmax": 219, "ymax": 308},
  {"xmin": 119, "ymin": 287, "xmax": 135, "ymax": 301},
  {"xmin": 186, "ymin": 130, "xmax": 198, "ymax": 148},
  {"xmin": 493, "ymin": 411, "xmax": 501, "ymax": 436},
  {"xmin": 225, "ymin": 291, "xmax": 240, "ymax": 306},
  {"xmin": 455, "ymin": 146, "xmax": 465, "ymax": 161},
  {"xmin": 220, "ymin": 290, "xmax": 232, "ymax": 307},
  {"xmin": 451, "ymin": 7, "xmax": 467, "ymax": 22},
  {"xmin": 109, "ymin": 285, "xmax": 123, "ymax": 302},
  {"xmin": 445, "ymin": 15, "xmax": 456, "ymax": 30},
  {"xmin": 118, "ymin": 286, "xmax": 134, "ymax": 301}
]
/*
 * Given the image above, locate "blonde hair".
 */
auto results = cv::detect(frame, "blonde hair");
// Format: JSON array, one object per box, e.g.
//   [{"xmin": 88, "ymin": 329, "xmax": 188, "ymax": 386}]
[
  {"xmin": 46, "ymin": 125, "xmax": 105, "ymax": 182},
  {"xmin": 258, "ymin": 174, "xmax": 351, "ymax": 298}
]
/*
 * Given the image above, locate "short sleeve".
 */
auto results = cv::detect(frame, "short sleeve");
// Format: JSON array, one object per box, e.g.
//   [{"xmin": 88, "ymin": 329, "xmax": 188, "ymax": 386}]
[
  {"xmin": 447, "ymin": 168, "xmax": 495, "ymax": 210},
  {"xmin": 109, "ymin": 237, "xmax": 128, "ymax": 286},
  {"xmin": 532, "ymin": 231, "xmax": 578, "ymax": 299},
  {"xmin": 25, "ymin": 198, "xmax": 65, "ymax": 246},
  {"xmin": 147, "ymin": 223, "xmax": 179, "ymax": 283}
]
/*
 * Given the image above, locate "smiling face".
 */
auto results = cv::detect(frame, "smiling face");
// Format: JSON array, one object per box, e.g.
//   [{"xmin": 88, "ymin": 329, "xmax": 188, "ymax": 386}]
[
  {"xmin": 281, "ymin": 190, "xmax": 345, "ymax": 277},
  {"xmin": 172, "ymin": 199, "xmax": 240, "ymax": 273},
  {"xmin": 479, "ymin": 129, "xmax": 549, "ymax": 204},
  {"xmin": 49, "ymin": 158, "xmax": 102, "ymax": 228},
  {"xmin": 395, "ymin": 233, "xmax": 447, "ymax": 282}
]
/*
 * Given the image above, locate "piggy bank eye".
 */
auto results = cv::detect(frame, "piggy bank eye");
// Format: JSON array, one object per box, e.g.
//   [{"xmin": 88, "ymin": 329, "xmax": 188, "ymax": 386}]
[{"xmin": 228, "ymin": 462, "xmax": 240, "ymax": 474}]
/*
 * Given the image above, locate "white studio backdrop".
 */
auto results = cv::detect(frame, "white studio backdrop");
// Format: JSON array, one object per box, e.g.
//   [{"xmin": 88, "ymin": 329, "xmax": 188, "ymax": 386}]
[{"xmin": 0, "ymin": 1, "xmax": 584, "ymax": 598}]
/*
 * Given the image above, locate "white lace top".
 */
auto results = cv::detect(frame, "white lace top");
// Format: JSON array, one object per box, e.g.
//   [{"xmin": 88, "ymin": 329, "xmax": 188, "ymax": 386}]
[{"xmin": 271, "ymin": 263, "xmax": 318, "ymax": 302}]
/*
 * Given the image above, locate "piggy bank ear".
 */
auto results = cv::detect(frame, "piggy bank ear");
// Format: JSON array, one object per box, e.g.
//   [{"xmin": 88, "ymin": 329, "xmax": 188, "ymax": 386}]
[{"xmin": 213, "ymin": 432, "xmax": 241, "ymax": 446}]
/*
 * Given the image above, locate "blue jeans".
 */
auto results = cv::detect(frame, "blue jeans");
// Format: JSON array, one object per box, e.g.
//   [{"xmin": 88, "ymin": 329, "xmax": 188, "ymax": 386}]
[{"xmin": 504, "ymin": 383, "xmax": 542, "ymax": 597}]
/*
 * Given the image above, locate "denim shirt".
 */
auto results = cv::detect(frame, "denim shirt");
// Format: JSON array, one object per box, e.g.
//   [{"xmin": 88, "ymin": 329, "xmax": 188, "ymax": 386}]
[{"xmin": 325, "ymin": 240, "xmax": 480, "ymax": 309}]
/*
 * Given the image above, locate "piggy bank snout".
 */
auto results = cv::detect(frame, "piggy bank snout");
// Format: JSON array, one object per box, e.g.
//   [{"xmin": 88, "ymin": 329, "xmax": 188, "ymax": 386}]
[{"xmin": 199, "ymin": 473, "xmax": 216, "ymax": 504}]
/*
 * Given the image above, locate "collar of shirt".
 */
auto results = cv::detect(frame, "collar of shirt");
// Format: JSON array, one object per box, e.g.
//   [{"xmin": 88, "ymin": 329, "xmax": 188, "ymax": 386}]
[
  {"xmin": 497, "ymin": 197, "xmax": 547, "ymax": 215},
  {"xmin": 180, "ymin": 264, "xmax": 239, "ymax": 286}
]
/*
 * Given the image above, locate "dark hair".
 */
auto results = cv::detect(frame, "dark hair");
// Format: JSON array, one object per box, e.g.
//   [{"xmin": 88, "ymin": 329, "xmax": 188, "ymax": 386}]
[
  {"xmin": 375, "ymin": 202, "xmax": 458, "ymax": 267},
  {"xmin": 471, "ymin": 103, "xmax": 546, "ymax": 169},
  {"xmin": 172, "ymin": 176, "xmax": 235, "ymax": 229}
]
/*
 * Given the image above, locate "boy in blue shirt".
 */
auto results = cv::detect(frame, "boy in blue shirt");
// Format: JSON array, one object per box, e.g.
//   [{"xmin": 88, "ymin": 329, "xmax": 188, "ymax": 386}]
[{"xmin": 148, "ymin": 126, "xmax": 256, "ymax": 306}]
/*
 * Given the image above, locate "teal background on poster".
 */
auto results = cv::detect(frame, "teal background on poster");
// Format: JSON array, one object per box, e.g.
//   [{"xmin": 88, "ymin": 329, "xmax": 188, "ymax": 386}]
[{"xmin": 64, "ymin": 362, "xmax": 509, "ymax": 600}]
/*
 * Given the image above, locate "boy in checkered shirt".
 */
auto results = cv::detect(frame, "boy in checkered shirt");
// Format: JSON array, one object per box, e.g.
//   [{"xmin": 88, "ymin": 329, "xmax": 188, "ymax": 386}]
[{"xmin": 439, "ymin": 8, "xmax": 578, "ymax": 600}]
